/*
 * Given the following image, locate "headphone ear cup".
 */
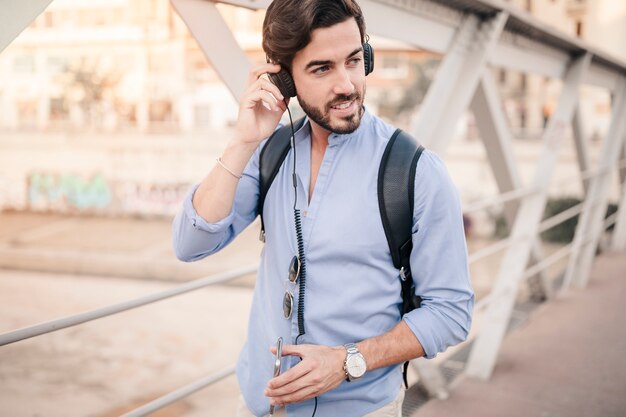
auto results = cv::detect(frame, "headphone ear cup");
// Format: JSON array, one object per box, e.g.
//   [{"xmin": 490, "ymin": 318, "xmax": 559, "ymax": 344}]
[
  {"xmin": 363, "ymin": 42, "xmax": 374, "ymax": 76},
  {"xmin": 268, "ymin": 70, "xmax": 297, "ymax": 98}
]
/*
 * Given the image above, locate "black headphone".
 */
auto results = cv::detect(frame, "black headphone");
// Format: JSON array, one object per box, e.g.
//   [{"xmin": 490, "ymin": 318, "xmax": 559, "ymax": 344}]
[{"xmin": 268, "ymin": 41, "xmax": 374, "ymax": 98}]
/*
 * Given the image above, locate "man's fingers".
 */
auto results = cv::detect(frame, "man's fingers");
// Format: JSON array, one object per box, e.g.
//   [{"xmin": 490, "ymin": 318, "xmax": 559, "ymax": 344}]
[
  {"xmin": 268, "ymin": 358, "xmax": 313, "ymax": 390},
  {"xmin": 270, "ymin": 384, "xmax": 320, "ymax": 406},
  {"xmin": 242, "ymin": 78, "xmax": 285, "ymax": 103},
  {"xmin": 258, "ymin": 78, "xmax": 285, "ymax": 102},
  {"xmin": 279, "ymin": 344, "xmax": 308, "ymax": 357},
  {"xmin": 266, "ymin": 370, "xmax": 311, "ymax": 397},
  {"xmin": 242, "ymin": 90, "xmax": 281, "ymax": 112},
  {"xmin": 269, "ymin": 343, "xmax": 308, "ymax": 358},
  {"xmin": 247, "ymin": 63, "xmax": 282, "ymax": 84}
]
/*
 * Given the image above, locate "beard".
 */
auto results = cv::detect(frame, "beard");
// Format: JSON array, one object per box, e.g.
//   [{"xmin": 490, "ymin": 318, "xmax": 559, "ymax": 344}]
[{"xmin": 298, "ymin": 86, "xmax": 365, "ymax": 135}]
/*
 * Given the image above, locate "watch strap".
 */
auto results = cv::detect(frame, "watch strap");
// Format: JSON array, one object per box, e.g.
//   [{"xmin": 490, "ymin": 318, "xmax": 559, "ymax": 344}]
[{"xmin": 344, "ymin": 343, "xmax": 359, "ymax": 355}]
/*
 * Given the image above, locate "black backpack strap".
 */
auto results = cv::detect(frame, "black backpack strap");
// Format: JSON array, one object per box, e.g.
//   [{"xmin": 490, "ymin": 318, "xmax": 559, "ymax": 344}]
[
  {"xmin": 378, "ymin": 129, "xmax": 424, "ymax": 389},
  {"xmin": 378, "ymin": 128, "xmax": 424, "ymax": 312},
  {"xmin": 258, "ymin": 117, "xmax": 306, "ymax": 242}
]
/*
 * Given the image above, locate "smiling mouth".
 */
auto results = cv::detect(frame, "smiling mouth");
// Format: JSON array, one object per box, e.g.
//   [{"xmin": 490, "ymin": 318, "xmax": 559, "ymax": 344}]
[{"xmin": 331, "ymin": 100, "xmax": 354, "ymax": 110}]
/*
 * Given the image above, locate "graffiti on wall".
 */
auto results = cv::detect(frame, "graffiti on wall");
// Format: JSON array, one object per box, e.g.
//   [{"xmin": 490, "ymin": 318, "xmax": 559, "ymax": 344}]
[
  {"xmin": 27, "ymin": 172, "xmax": 189, "ymax": 216},
  {"xmin": 118, "ymin": 183, "xmax": 189, "ymax": 216},
  {"xmin": 28, "ymin": 173, "xmax": 113, "ymax": 211}
]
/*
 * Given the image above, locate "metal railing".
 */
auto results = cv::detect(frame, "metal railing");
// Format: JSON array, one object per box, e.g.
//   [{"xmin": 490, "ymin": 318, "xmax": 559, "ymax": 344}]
[{"xmin": 0, "ymin": 266, "xmax": 257, "ymax": 346}]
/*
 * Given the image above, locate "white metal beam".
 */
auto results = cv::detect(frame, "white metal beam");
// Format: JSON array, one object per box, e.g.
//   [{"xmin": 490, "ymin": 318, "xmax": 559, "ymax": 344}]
[
  {"xmin": 410, "ymin": 359, "xmax": 449, "ymax": 400},
  {"xmin": 620, "ymin": 139, "xmax": 626, "ymax": 186},
  {"xmin": 0, "ymin": 0, "xmax": 54, "ymax": 54},
  {"xmin": 465, "ymin": 53, "xmax": 591, "ymax": 381},
  {"xmin": 572, "ymin": 106, "xmax": 592, "ymax": 194},
  {"xmin": 471, "ymin": 71, "xmax": 552, "ymax": 300},
  {"xmin": 171, "ymin": 0, "xmax": 251, "ymax": 100},
  {"xmin": 612, "ymin": 156, "xmax": 626, "ymax": 251},
  {"xmin": 490, "ymin": 35, "xmax": 569, "ymax": 79},
  {"xmin": 585, "ymin": 61, "xmax": 622, "ymax": 93},
  {"xmin": 210, "ymin": 0, "xmax": 625, "ymax": 92},
  {"xmin": 359, "ymin": 0, "xmax": 456, "ymax": 54},
  {"xmin": 564, "ymin": 79, "xmax": 626, "ymax": 288},
  {"xmin": 471, "ymin": 71, "xmax": 523, "ymax": 193},
  {"xmin": 411, "ymin": 12, "xmax": 509, "ymax": 156}
]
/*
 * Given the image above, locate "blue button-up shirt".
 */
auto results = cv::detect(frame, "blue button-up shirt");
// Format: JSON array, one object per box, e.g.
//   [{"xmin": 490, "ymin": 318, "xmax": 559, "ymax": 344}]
[{"xmin": 172, "ymin": 109, "xmax": 473, "ymax": 417}]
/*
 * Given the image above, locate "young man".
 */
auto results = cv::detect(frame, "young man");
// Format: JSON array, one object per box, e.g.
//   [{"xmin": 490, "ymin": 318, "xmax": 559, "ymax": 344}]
[{"xmin": 172, "ymin": 1, "xmax": 473, "ymax": 416}]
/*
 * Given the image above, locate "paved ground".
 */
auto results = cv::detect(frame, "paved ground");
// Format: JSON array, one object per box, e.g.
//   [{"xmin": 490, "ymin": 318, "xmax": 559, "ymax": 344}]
[{"xmin": 413, "ymin": 250, "xmax": 626, "ymax": 417}]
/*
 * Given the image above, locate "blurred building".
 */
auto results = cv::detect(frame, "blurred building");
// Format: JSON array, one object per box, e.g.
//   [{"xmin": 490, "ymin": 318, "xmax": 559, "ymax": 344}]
[
  {"xmin": 0, "ymin": 0, "xmax": 433, "ymax": 135},
  {"xmin": 0, "ymin": 0, "xmax": 248, "ymax": 133},
  {"xmin": 1, "ymin": 0, "xmax": 623, "ymax": 216},
  {"xmin": 499, "ymin": 0, "xmax": 624, "ymax": 139},
  {"xmin": 0, "ymin": 0, "xmax": 433, "ymax": 216}
]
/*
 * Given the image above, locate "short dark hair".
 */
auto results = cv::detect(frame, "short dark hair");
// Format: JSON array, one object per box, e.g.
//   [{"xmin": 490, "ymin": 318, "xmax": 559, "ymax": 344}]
[{"xmin": 262, "ymin": 0, "xmax": 366, "ymax": 71}]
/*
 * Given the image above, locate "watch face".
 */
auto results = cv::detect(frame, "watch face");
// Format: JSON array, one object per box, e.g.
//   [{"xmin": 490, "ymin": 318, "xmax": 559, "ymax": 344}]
[{"xmin": 346, "ymin": 355, "xmax": 367, "ymax": 378}]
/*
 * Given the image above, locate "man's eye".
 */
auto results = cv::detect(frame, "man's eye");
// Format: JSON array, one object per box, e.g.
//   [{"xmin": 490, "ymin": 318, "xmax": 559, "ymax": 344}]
[
  {"xmin": 313, "ymin": 66, "xmax": 330, "ymax": 74},
  {"xmin": 348, "ymin": 57, "xmax": 362, "ymax": 66}
]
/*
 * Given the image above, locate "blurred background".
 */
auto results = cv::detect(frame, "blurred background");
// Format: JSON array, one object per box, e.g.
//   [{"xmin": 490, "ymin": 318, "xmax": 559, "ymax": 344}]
[{"xmin": 0, "ymin": 0, "xmax": 625, "ymax": 416}]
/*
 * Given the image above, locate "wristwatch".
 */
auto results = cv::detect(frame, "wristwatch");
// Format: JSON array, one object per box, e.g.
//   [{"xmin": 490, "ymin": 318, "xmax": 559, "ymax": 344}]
[{"xmin": 343, "ymin": 343, "xmax": 367, "ymax": 381}]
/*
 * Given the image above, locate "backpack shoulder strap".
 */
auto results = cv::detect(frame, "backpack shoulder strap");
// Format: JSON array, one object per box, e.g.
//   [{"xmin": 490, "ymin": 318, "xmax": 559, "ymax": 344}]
[
  {"xmin": 378, "ymin": 129, "xmax": 424, "ymax": 312},
  {"xmin": 378, "ymin": 129, "xmax": 424, "ymax": 272},
  {"xmin": 378, "ymin": 128, "xmax": 424, "ymax": 390},
  {"xmin": 258, "ymin": 118, "xmax": 306, "ymax": 241}
]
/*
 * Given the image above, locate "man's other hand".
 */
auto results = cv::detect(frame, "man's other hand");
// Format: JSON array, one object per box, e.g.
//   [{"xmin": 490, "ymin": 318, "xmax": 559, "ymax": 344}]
[{"xmin": 264, "ymin": 344, "xmax": 346, "ymax": 406}]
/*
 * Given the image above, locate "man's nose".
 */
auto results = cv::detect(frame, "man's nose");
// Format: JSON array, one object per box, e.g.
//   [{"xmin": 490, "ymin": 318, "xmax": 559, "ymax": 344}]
[{"xmin": 332, "ymin": 67, "xmax": 355, "ymax": 96}]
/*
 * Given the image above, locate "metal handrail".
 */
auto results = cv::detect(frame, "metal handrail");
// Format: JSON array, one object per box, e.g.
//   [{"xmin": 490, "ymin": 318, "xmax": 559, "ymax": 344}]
[
  {"xmin": 121, "ymin": 367, "xmax": 236, "ymax": 417},
  {"xmin": 463, "ymin": 158, "xmax": 626, "ymax": 217},
  {"xmin": 604, "ymin": 211, "xmax": 618, "ymax": 229},
  {"xmin": 521, "ymin": 243, "xmax": 573, "ymax": 280},
  {"xmin": 463, "ymin": 186, "xmax": 539, "ymax": 214},
  {"xmin": 472, "ymin": 190, "xmax": 620, "ymax": 311},
  {"xmin": 468, "ymin": 193, "xmax": 610, "ymax": 265},
  {"xmin": 474, "ymin": 293, "xmax": 493, "ymax": 312},
  {"xmin": 0, "ymin": 266, "xmax": 257, "ymax": 346},
  {"xmin": 468, "ymin": 235, "xmax": 516, "ymax": 264},
  {"xmin": 475, "ymin": 243, "xmax": 574, "ymax": 312},
  {"xmin": 536, "ymin": 202, "xmax": 584, "ymax": 233}
]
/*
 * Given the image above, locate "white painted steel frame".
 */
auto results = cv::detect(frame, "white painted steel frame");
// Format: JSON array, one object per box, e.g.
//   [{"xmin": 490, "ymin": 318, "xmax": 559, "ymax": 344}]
[
  {"xmin": 171, "ymin": 0, "xmax": 252, "ymax": 99},
  {"xmin": 410, "ymin": 12, "xmax": 508, "ymax": 155},
  {"xmin": 359, "ymin": 0, "xmax": 457, "ymax": 54},
  {"xmin": 572, "ymin": 107, "xmax": 592, "ymax": 194},
  {"xmin": 613, "ymin": 162, "xmax": 626, "ymax": 250},
  {"xmin": 471, "ymin": 71, "xmax": 551, "ymax": 301},
  {"xmin": 465, "ymin": 53, "xmax": 592, "ymax": 380},
  {"xmin": 0, "ymin": 0, "xmax": 54, "ymax": 53},
  {"xmin": 564, "ymin": 79, "xmax": 626, "ymax": 289}
]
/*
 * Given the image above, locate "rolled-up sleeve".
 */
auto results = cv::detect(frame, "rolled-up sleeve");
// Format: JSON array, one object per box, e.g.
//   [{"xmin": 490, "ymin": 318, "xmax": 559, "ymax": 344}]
[
  {"xmin": 172, "ymin": 144, "xmax": 263, "ymax": 262},
  {"xmin": 402, "ymin": 150, "xmax": 474, "ymax": 359}
]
